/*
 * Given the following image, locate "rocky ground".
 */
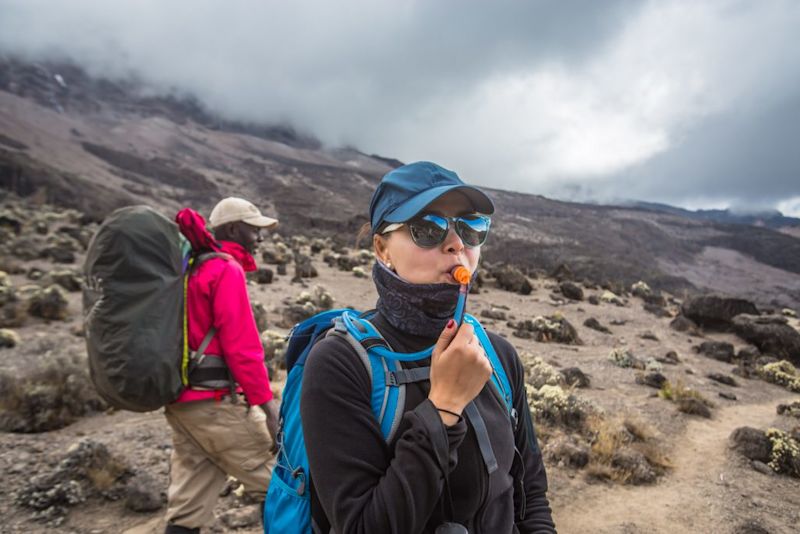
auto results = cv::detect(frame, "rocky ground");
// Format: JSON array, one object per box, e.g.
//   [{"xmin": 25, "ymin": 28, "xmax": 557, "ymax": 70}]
[{"xmin": 1, "ymin": 197, "xmax": 799, "ymax": 533}]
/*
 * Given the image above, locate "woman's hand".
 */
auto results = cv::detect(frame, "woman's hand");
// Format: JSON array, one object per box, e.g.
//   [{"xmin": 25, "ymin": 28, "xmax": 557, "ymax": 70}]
[{"xmin": 428, "ymin": 319, "xmax": 492, "ymax": 425}]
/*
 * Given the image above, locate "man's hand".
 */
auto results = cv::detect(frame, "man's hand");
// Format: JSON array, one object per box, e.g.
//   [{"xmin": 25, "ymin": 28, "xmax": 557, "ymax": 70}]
[{"xmin": 259, "ymin": 399, "xmax": 281, "ymax": 456}]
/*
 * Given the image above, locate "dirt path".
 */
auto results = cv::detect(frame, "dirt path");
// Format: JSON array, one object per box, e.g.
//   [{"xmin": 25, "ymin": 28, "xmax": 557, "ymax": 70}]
[{"xmin": 553, "ymin": 395, "xmax": 797, "ymax": 534}]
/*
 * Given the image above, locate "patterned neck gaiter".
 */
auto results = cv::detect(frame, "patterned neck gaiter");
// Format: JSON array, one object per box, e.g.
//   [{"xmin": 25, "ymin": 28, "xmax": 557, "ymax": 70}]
[{"xmin": 372, "ymin": 261, "xmax": 463, "ymax": 338}]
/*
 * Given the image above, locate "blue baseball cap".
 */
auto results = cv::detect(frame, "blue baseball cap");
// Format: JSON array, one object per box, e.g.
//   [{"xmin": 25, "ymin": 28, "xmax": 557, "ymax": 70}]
[{"xmin": 369, "ymin": 161, "xmax": 495, "ymax": 231}]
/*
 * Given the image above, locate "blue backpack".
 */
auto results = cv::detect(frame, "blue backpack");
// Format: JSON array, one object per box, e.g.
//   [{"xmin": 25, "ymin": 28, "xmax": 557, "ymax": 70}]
[{"xmin": 263, "ymin": 309, "xmax": 517, "ymax": 534}]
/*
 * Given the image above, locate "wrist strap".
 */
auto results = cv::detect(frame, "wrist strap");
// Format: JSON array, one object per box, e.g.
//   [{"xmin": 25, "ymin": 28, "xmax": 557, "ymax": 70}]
[{"xmin": 432, "ymin": 404, "xmax": 463, "ymax": 423}]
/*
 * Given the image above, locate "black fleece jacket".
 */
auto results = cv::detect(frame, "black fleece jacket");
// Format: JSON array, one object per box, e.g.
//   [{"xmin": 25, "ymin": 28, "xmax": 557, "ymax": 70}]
[{"xmin": 301, "ymin": 313, "xmax": 556, "ymax": 534}]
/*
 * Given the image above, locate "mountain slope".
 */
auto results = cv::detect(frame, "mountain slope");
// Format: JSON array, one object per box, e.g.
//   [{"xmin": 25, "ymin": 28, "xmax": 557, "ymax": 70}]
[{"xmin": 1, "ymin": 56, "xmax": 799, "ymax": 308}]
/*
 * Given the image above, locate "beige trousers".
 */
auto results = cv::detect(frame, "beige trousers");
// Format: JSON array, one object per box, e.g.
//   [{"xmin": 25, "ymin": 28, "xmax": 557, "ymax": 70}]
[{"xmin": 164, "ymin": 399, "xmax": 275, "ymax": 528}]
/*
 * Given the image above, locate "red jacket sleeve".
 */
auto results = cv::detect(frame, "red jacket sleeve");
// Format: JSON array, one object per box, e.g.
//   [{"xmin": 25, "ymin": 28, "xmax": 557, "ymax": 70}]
[{"xmin": 211, "ymin": 260, "xmax": 273, "ymax": 405}]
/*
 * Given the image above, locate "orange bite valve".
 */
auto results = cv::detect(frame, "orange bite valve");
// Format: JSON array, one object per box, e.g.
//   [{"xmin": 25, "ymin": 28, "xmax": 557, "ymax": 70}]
[{"xmin": 452, "ymin": 265, "xmax": 471, "ymax": 285}]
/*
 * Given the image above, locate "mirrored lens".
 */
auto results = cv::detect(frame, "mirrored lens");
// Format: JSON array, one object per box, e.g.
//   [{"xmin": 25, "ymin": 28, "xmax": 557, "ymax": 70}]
[
  {"xmin": 408, "ymin": 214, "xmax": 449, "ymax": 247},
  {"xmin": 455, "ymin": 215, "xmax": 490, "ymax": 247}
]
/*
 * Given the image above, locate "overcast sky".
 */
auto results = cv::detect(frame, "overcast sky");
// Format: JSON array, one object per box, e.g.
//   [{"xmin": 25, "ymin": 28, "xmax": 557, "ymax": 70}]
[{"xmin": 1, "ymin": 0, "xmax": 799, "ymax": 215}]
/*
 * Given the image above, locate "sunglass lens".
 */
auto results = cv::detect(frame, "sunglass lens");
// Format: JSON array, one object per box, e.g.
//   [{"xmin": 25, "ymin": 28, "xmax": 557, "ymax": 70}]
[
  {"xmin": 409, "ymin": 214, "xmax": 449, "ymax": 247},
  {"xmin": 456, "ymin": 216, "xmax": 490, "ymax": 247}
]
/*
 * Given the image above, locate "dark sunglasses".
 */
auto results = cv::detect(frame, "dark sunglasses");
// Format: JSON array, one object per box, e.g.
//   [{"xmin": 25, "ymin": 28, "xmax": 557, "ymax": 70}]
[{"xmin": 382, "ymin": 213, "xmax": 491, "ymax": 248}]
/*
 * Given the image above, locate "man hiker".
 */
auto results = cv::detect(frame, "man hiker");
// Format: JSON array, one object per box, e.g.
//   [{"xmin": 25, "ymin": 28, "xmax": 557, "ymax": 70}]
[{"xmin": 165, "ymin": 197, "xmax": 280, "ymax": 534}]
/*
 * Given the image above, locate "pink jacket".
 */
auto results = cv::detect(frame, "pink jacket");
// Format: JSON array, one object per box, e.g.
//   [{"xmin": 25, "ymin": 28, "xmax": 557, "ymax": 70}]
[{"xmin": 175, "ymin": 240, "xmax": 273, "ymax": 405}]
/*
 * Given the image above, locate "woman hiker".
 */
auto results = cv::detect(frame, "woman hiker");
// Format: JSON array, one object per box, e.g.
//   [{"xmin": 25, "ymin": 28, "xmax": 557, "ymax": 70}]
[{"xmin": 301, "ymin": 162, "xmax": 556, "ymax": 533}]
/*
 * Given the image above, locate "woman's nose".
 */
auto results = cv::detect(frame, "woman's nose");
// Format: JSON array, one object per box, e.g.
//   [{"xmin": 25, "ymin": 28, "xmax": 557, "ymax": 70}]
[{"xmin": 442, "ymin": 227, "xmax": 464, "ymax": 254}]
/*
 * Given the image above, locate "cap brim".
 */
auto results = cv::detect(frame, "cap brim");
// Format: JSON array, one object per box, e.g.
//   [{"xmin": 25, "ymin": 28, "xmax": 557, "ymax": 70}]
[
  {"xmin": 243, "ymin": 215, "xmax": 279, "ymax": 229},
  {"xmin": 383, "ymin": 184, "xmax": 494, "ymax": 224}
]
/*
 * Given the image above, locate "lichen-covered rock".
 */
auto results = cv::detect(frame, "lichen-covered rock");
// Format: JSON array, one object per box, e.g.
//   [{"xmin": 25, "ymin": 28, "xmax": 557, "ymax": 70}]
[
  {"xmin": 524, "ymin": 356, "xmax": 565, "ymax": 389},
  {"xmin": 526, "ymin": 383, "xmax": 589, "ymax": 429},
  {"xmin": 28, "ymin": 285, "xmax": 69, "ymax": 320},
  {"xmin": 758, "ymin": 360, "xmax": 800, "ymax": 393},
  {"xmin": 765, "ymin": 428, "xmax": 800, "ymax": 478},
  {"xmin": 16, "ymin": 439, "xmax": 130, "ymax": 519},
  {"xmin": 261, "ymin": 330, "xmax": 287, "ymax": 364},
  {"xmin": 777, "ymin": 401, "xmax": 800, "ymax": 418},
  {"xmin": 631, "ymin": 281, "xmax": 652, "ymax": 298},
  {"xmin": 0, "ymin": 328, "xmax": 20, "ymax": 348},
  {"xmin": 0, "ymin": 355, "xmax": 107, "ymax": 433},
  {"xmin": 609, "ymin": 348, "xmax": 644, "ymax": 369},
  {"xmin": 510, "ymin": 314, "xmax": 582, "ymax": 345},
  {"xmin": 352, "ymin": 266, "xmax": 368, "ymax": 278},
  {"xmin": 600, "ymin": 291, "xmax": 625, "ymax": 307}
]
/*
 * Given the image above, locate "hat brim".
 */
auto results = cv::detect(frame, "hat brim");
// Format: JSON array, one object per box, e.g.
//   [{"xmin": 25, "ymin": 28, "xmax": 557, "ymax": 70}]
[
  {"xmin": 242, "ymin": 215, "xmax": 279, "ymax": 229},
  {"xmin": 383, "ymin": 184, "xmax": 494, "ymax": 224}
]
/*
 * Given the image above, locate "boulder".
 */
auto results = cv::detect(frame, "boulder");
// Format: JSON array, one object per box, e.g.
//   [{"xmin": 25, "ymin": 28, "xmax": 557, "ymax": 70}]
[
  {"xmin": 251, "ymin": 302, "xmax": 268, "ymax": 333},
  {"xmin": 560, "ymin": 367, "xmax": 590, "ymax": 388},
  {"xmin": 669, "ymin": 315, "xmax": 700, "ymax": 335},
  {"xmin": 559, "ymin": 281, "xmax": 584, "ymax": 301},
  {"xmin": 729, "ymin": 427, "xmax": 772, "ymax": 462},
  {"xmin": 656, "ymin": 350, "xmax": 680, "ymax": 365},
  {"xmin": 677, "ymin": 398, "xmax": 712, "ymax": 418},
  {"xmin": 706, "ymin": 373, "xmax": 738, "ymax": 387},
  {"xmin": 49, "ymin": 269, "xmax": 82, "ymax": 292},
  {"xmin": 732, "ymin": 314, "xmax": 800, "ymax": 366},
  {"xmin": 546, "ymin": 438, "xmax": 590, "ymax": 468},
  {"xmin": 293, "ymin": 254, "xmax": 318, "ymax": 281},
  {"xmin": 0, "ymin": 328, "xmax": 20, "ymax": 348},
  {"xmin": 493, "ymin": 266, "xmax": 533, "ymax": 295},
  {"xmin": 28, "ymin": 285, "xmax": 69, "ymax": 320},
  {"xmin": 681, "ymin": 294, "xmax": 759, "ymax": 330},
  {"xmin": 583, "ymin": 317, "xmax": 611, "ymax": 334},
  {"xmin": 480, "ymin": 308, "xmax": 507, "ymax": 321},
  {"xmin": 694, "ymin": 341, "xmax": 735, "ymax": 363},
  {"xmin": 611, "ymin": 449, "xmax": 657, "ymax": 484},
  {"xmin": 249, "ymin": 267, "xmax": 274, "ymax": 285},
  {"xmin": 124, "ymin": 471, "xmax": 163, "ymax": 512},
  {"xmin": 635, "ymin": 371, "xmax": 667, "ymax": 389}
]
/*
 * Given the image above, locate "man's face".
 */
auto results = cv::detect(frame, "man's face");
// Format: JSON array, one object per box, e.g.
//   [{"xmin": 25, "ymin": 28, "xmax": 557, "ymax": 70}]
[{"xmin": 236, "ymin": 222, "xmax": 263, "ymax": 254}]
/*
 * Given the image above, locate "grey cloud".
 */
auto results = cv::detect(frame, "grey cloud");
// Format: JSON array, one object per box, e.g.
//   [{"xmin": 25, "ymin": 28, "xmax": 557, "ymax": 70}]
[{"xmin": 0, "ymin": 0, "xmax": 798, "ymax": 214}]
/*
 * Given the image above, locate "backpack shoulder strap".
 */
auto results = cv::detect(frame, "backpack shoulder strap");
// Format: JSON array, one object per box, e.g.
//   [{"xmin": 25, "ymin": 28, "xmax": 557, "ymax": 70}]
[
  {"xmin": 328, "ymin": 312, "xmax": 428, "ymax": 443},
  {"xmin": 464, "ymin": 314, "xmax": 518, "ymax": 430}
]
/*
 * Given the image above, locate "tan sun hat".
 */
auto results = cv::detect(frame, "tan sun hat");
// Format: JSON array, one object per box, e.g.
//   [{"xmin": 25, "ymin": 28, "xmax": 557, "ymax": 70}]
[{"xmin": 208, "ymin": 197, "xmax": 279, "ymax": 229}]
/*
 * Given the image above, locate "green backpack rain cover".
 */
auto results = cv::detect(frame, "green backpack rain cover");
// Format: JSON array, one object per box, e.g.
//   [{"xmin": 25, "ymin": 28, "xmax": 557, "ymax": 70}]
[{"xmin": 83, "ymin": 206, "xmax": 191, "ymax": 412}]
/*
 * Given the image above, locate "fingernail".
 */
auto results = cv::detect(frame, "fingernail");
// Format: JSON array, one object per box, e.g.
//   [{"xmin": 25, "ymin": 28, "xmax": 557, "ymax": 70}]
[{"xmin": 446, "ymin": 319, "xmax": 455, "ymax": 329}]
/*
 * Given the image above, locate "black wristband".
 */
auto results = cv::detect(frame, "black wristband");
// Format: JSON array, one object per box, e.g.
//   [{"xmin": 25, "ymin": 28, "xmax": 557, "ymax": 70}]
[{"xmin": 432, "ymin": 404, "xmax": 464, "ymax": 423}]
